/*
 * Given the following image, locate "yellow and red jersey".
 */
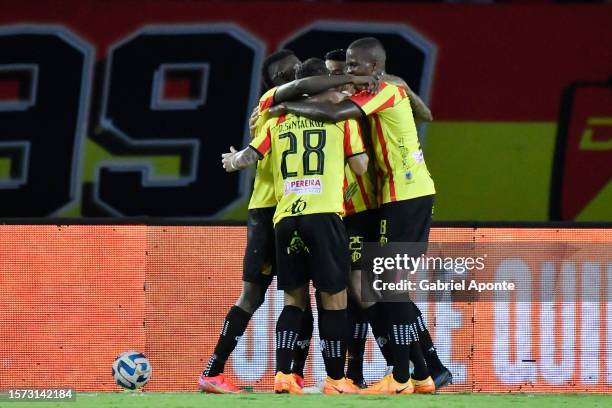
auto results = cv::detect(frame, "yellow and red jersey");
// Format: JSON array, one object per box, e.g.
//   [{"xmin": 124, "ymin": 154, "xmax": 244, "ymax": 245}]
[
  {"xmin": 250, "ymin": 114, "xmax": 366, "ymax": 225},
  {"xmin": 350, "ymin": 81, "xmax": 435, "ymax": 204},
  {"xmin": 248, "ymin": 87, "xmax": 277, "ymax": 210},
  {"xmin": 343, "ymin": 118, "xmax": 378, "ymax": 216}
]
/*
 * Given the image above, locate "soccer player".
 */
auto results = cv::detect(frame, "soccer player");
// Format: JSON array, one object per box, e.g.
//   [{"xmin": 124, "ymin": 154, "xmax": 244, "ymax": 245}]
[
  {"xmin": 323, "ymin": 49, "xmax": 389, "ymax": 387},
  {"xmin": 198, "ymin": 50, "xmax": 302, "ymax": 394},
  {"xmin": 263, "ymin": 59, "xmax": 380, "ymax": 387},
  {"xmin": 222, "ymin": 59, "xmax": 370, "ymax": 395},
  {"xmin": 201, "ymin": 50, "xmax": 379, "ymax": 393},
  {"xmin": 271, "ymin": 37, "xmax": 443, "ymax": 394},
  {"xmin": 324, "ymin": 48, "xmax": 451, "ymax": 389},
  {"xmin": 279, "ymin": 60, "xmax": 377, "ymax": 384},
  {"xmin": 270, "ymin": 57, "xmax": 383, "ymax": 389}
]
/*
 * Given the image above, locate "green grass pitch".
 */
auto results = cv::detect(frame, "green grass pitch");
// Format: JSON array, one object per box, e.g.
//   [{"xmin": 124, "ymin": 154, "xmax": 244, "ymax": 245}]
[{"xmin": 13, "ymin": 392, "xmax": 611, "ymax": 408}]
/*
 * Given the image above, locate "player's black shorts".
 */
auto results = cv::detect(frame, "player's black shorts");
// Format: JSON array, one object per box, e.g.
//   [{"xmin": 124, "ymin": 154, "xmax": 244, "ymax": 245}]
[
  {"xmin": 344, "ymin": 209, "xmax": 379, "ymax": 271},
  {"xmin": 275, "ymin": 213, "xmax": 349, "ymax": 294},
  {"xmin": 242, "ymin": 207, "xmax": 276, "ymax": 285},
  {"xmin": 379, "ymin": 194, "xmax": 434, "ymax": 243}
]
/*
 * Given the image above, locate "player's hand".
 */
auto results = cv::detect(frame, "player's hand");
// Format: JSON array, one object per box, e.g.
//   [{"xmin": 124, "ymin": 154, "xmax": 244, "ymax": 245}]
[
  {"xmin": 248, "ymin": 106, "xmax": 259, "ymax": 138},
  {"xmin": 268, "ymin": 104, "xmax": 287, "ymax": 117},
  {"xmin": 351, "ymin": 75, "xmax": 379, "ymax": 93},
  {"xmin": 221, "ymin": 146, "xmax": 239, "ymax": 172}
]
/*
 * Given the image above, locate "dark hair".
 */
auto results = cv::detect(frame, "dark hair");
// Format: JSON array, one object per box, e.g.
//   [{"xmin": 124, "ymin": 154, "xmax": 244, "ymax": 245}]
[
  {"xmin": 324, "ymin": 49, "xmax": 346, "ymax": 62},
  {"xmin": 261, "ymin": 49, "xmax": 296, "ymax": 89},
  {"xmin": 295, "ymin": 58, "xmax": 328, "ymax": 80},
  {"xmin": 348, "ymin": 37, "xmax": 386, "ymax": 64}
]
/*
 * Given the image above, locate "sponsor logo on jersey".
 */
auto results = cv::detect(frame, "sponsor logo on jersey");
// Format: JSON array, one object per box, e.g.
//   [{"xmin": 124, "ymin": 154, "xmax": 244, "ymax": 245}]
[{"xmin": 284, "ymin": 178, "xmax": 322, "ymax": 195}]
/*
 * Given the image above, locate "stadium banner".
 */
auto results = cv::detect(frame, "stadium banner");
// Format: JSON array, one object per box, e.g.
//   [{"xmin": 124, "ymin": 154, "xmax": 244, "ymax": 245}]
[
  {"xmin": 1, "ymin": 225, "xmax": 611, "ymax": 393},
  {"xmin": 0, "ymin": 1, "xmax": 610, "ymax": 221}
]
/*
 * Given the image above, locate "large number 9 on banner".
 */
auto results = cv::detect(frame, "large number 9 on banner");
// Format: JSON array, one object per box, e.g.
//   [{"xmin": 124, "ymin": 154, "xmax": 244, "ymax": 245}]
[
  {"xmin": 0, "ymin": 27, "xmax": 93, "ymax": 216},
  {"xmin": 95, "ymin": 26, "xmax": 264, "ymax": 217}
]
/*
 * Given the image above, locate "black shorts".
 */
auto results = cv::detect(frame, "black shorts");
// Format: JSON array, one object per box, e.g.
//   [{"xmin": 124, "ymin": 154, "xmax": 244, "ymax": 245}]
[
  {"xmin": 274, "ymin": 213, "xmax": 349, "ymax": 294},
  {"xmin": 242, "ymin": 207, "xmax": 276, "ymax": 284},
  {"xmin": 379, "ymin": 194, "xmax": 434, "ymax": 243},
  {"xmin": 344, "ymin": 209, "xmax": 379, "ymax": 271}
]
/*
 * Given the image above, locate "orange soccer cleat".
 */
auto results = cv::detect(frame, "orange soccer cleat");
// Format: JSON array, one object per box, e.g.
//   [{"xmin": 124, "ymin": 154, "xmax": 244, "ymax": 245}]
[
  {"xmin": 274, "ymin": 372, "xmax": 304, "ymax": 394},
  {"xmin": 292, "ymin": 373, "xmax": 305, "ymax": 389},
  {"xmin": 413, "ymin": 376, "xmax": 436, "ymax": 394},
  {"xmin": 360, "ymin": 374, "xmax": 414, "ymax": 395},
  {"xmin": 322, "ymin": 377, "xmax": 360, "ymax": 395},
  {"xmin": 198, "ymin": 373, "xmax": 244, "ymax": 394}
]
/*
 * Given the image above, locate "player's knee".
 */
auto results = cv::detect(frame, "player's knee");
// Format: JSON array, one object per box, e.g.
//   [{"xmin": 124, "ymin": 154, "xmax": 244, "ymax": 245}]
[
  {"xmin": 235, "ymin": 297, "xmax": 261, "ymax": 315},
  {"xmin": 348, "ymin": 269, "xmax": 362, "ymax": 302},
  {"xmin": 320, "ymin": 289, "xmax": 347, "ymax": 310},
  {"xmin": 235, "ymin": 282, "xmax": 268, "ymax": 314},
  {"xmin": 348, "ymin": 269, "xmax": 373, "ymax": 308},
  {"xmin": 284, "ymin": 285, "xmax": 309, "ymax": 311}
]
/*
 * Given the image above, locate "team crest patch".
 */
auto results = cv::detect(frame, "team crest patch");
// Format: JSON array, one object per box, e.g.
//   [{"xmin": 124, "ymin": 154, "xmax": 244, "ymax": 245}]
[{"xmin": 412, "ymin": 150, "xmax": 424, "ymax": 164}]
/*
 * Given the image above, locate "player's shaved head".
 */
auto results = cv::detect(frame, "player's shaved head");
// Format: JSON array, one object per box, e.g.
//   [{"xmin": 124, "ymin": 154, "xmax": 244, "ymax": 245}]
[
  {"xmin": 345, "ymin": 37, "xmax": 386, "ymax": 77},
  {"xmin": 348, "ymin": 37, "xmax": 386, "ymax": 67},
  {"xmin": 295, "ymin": 58, "xmax": 328, "ymax": 80},
  {"xmin": 262, "ymin": 49, "xmax": 301, "ymax": 90}
]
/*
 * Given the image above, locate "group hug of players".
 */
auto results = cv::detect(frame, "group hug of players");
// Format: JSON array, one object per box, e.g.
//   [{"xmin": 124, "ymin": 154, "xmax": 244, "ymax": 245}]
[{"xmin": 198, "ymin": 37, "xmax": 452, "ymax": 395}]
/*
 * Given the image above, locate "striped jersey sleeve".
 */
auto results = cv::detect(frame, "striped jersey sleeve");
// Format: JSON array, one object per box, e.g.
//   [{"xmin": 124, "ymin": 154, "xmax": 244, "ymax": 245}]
[
  {"xmin": 258, "ymin": 87, "xmax": 277, "ymax": 111},
  {"xmin": 349, "ymin": 82, "xmax": 396, "ymax": 116},
  {"xmin": 343, "ymin": 119, "xmax": 366, "ymax": 158},
  {"xmin": 249, "ymin": 121, "xmax": 272, "ymax": 157}
]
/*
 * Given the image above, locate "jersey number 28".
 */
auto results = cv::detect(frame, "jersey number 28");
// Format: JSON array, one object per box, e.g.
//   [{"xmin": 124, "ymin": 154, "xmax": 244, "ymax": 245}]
[{"xmin": 279, "ymin": 130, "xmax": 326, "ymax": 179}]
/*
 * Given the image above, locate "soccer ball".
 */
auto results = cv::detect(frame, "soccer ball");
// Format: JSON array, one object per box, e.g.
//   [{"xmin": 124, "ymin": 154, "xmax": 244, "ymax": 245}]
[{"xmin": 112, "ymin": 351, "xmax": 152, "ymax": 390}]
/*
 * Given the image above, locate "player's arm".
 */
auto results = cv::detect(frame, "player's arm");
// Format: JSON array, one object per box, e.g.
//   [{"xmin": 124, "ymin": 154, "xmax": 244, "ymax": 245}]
[
  {"xmin": 404, "ymin": 85, "xmax": 433, "ymax": 123},
  {"xmin": 272, "ymin": 99, "xmax": 364, "ymax": 122},
  {"xmin": 248, "ymin": 105, "xmax": 260, "ymax": 138},
  {"xmin": 221, "ymin": 146, "xmax": 260, "ymax": 172},
  {"xmin": 222, "ymin": 127, "xmax": 271, "ymax": 172},
  {"xmin": 273, "ymin": 75, "xmax": 377, "ymax": 104},
  {"xmin": 275, "ymin": 81, "xmax": 399, "ymax": 122},
  {"xmin": 344, "ymin": 119, "xmax": 368, "ymax": 176},
  {"xmin": 306, "ymin": 89, "xmax": 348, "ymax": 104},
  {"xmin": 382, "ymin": 73, "xmax": 433, "ymax": 122}
]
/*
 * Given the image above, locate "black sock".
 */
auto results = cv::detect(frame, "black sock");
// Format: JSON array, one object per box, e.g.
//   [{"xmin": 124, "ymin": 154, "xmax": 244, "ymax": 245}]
[
  {"xmin": 412, "ymin": 302, "xmax": 445, "ymax": 372},
  {"xmin": 364, "ymin": 303, "xmax": 393, "ymax": 366},
  {"xmin": 291, "ymin": 304, "xmax": 313, "ymax": 377},
  {"xmin": 203, "ymin": 305, "xmax": 252, "ymax": 376},
  {"xmin": 319, "ymin": 309, "xmax": 348, "ymax": 380},
  {"xmin": 275, "ymin": 305, "xmax": 303, "ymax": 374},
  {"xmin": 386, "ymin": 302, "xmax": 416, "ymax": 383},
  {"xmin": 410, "ymin": 342, "xmax": 429, "ymax": 381},
  {"xmin": 346, "ymin": 300, "xmax": 368, "ymax": 382}
]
